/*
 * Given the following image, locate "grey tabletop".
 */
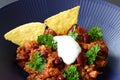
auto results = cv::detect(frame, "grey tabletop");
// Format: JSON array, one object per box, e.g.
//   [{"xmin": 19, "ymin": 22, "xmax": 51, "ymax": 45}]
[
  {"xmin": 0, "ymin": 0, "xmax": 18, "ymax": 8},
  {"xmin": 107, "ymin": 0, "xmax": 120, "ymax": 6},
  {"xmin": 0, "ymin": 0, "xmax": 120, "ymax": 9}
]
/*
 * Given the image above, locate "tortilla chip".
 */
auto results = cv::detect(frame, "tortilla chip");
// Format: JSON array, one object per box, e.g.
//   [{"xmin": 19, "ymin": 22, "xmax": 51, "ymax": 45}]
[
  {"xmin": 4, "ymin": 22, "xmax": 46, "ymax": 46},
  {"xmin": 44, "ymin": 6, "xmax": 80, "ymax": 34}
]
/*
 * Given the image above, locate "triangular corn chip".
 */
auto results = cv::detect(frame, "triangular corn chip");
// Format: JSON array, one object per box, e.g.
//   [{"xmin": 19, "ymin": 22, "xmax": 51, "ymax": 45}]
[
  {"xmin": 44, "ymin": 6, "xmax": 80, "ymax": 34},
  {"xmin": 4, "ymin": 22, "xmax": 46, "ymax": 46}
]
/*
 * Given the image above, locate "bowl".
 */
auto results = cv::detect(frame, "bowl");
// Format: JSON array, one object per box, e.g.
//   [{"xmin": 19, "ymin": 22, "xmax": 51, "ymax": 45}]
[{"xmin": 0, "ymin": 0, "xmax": 120, "ymax": 80}]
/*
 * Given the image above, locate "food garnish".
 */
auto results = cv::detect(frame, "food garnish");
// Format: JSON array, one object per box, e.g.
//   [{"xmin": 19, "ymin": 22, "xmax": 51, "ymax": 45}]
[
  {"xmin": 68, "ymin": 25, "xmax": 79, "ymax": 40},
  {"xmin": 37, "ymin": 34, "xmax": 53, "ymax": 47},
  {"xmin": 37, "ymin": 34, "xmax": 58, "ymax": 50},
  {"xmin": 63, "ymin": 65, "xmax": 79, "ymax": 80},
  {"xmin": 52, "ymin": 40, "xmax": 58, "ymax": 50},
  {"xmin": 54, "ymin": 35, "xmax": 81, "ymax": 65},
  {"xmin": 85, "ymin": 44, "xmax": 100, "ymax": 64},
  {"xmin": 88, "ymin": 26, "xmax": 103, "ymax": 42},
  {"xmin": 28, "ymin": 53, "xmax": 46, "ymax": 72}
]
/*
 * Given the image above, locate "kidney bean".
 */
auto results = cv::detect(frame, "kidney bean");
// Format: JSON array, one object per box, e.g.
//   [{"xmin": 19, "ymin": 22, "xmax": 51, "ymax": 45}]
[
  {"xmin": 83, "ymin": 33, "xmax": 89, "ymax": 43},
  {"xmin": 54, "ymin": 57, "xmax": 63, "ymax": 65},
  {"xmin": 57, "ymin": 75, "xmax": 65, "ymax": 80},
  {"xmin": 41, "ymin": 50, "xmax": 48, "ymax": 58},
  {"xmin": 24, "ymin": 48, "xmax": 30, "ymax": 53},
  {"xmin": 77, "ymin": 53, "xmax": 83, "ymax": 65}
]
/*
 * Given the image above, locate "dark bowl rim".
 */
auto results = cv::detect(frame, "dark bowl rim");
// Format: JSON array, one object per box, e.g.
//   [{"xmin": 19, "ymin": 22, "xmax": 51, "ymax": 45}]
[{"xmin": 0, "ymin": 0, "xmax": 120, "ymax": 14}]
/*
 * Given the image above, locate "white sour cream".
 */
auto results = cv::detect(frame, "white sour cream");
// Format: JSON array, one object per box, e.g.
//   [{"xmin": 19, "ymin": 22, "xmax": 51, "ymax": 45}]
[{"xmin": 53, "ymin": 35, "xmax": 81, "ymax": 65}]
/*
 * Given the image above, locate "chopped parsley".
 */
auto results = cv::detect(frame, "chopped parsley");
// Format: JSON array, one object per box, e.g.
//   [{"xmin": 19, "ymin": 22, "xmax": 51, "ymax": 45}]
[
  {"xmin": 68, "ymin": 31, "xmax": 78, "ymax": 40},
  {"xmin": 52, "ymin": 40, "xmax": 57, "ymax": 50},
  {"xmin": 68, "ymin": 25, "xmax": 79, "ymax": 40},
  {"xmin": 28, "ymin": 53, "xmax": 46, "ymax": 72},
  {"xmin": 85, "ymin": 44, "xmax": 100, "ymax": 64},
  {"xmin": 88, "ymin": 26, "xmax": 103, "ymax": 42},
  {"xmin": 63, "ymin": 65, "xmax": 79, "ymax": 80},
  {"xmin": 37, "ymin": 34, "xmax": 53, "ymax": 47},
  {"xmin": 37, "ymin": 34, "xmax": 57, "ymax": 50}
]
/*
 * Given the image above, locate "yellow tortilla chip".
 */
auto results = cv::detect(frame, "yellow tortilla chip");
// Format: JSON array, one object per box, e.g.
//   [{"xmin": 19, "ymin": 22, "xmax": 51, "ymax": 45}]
[
  {"xmin": 4, "ymin": 22, "xmax": 46, "ymax": 46},
  {"xmin": 44, "ymin": 6, "xmax": 80, "ymax": 34}
]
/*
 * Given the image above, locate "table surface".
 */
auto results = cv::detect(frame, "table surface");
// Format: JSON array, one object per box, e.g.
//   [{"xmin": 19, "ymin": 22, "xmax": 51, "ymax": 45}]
[
  {"xmin": 0, "ymin": 0, "xmax": 120, "ymax": 9},
  {"xmin": 107, "ymin": 0, "xmax": 120, "ymax": 6}
]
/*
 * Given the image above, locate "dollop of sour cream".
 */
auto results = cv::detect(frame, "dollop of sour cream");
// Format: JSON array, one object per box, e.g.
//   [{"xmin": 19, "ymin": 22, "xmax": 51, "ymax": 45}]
[{"xmin": 53, "ymin": 35, "xmax": 81, "ymax": 65}]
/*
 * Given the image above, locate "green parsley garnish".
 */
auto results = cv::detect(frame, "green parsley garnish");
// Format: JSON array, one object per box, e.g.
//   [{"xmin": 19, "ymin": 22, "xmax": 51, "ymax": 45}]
[
  {"xmin": 63, "ymin": 65, "xmax": 79, "ymax": 80},
  {"xmin": 37, "ymin": 34, "xmax": 53, "ymax": 47},
  {"xmin": 88, "ymin": 26, "xmax": 103, "ymax": 42},
  {"xmin": 68, "ymin": 25, "xmax": 79, "ymax": 40},
  {"xmin": 28, "ymin": 53, "xmax": 46, "ymax": 72},
  {"xmin": 37, "ymin": 34, "xmax": 57, "ymax": 50},
  {"xmin": 52, "ymin": 40, "xmax": 57, "ymax": 50},
  {"xmin": 85, "ymin": 44, "xmax": 100, "ymax": 64},
  {"xmin": 68, "ymin": 31, "xmax": 78, "ymax": 40}
]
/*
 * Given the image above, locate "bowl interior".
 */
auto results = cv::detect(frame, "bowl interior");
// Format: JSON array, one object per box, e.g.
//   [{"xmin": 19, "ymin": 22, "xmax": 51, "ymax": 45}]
[{"xmin": 0, "ymin": 0, "xmax": 120, "ymax": 80}]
